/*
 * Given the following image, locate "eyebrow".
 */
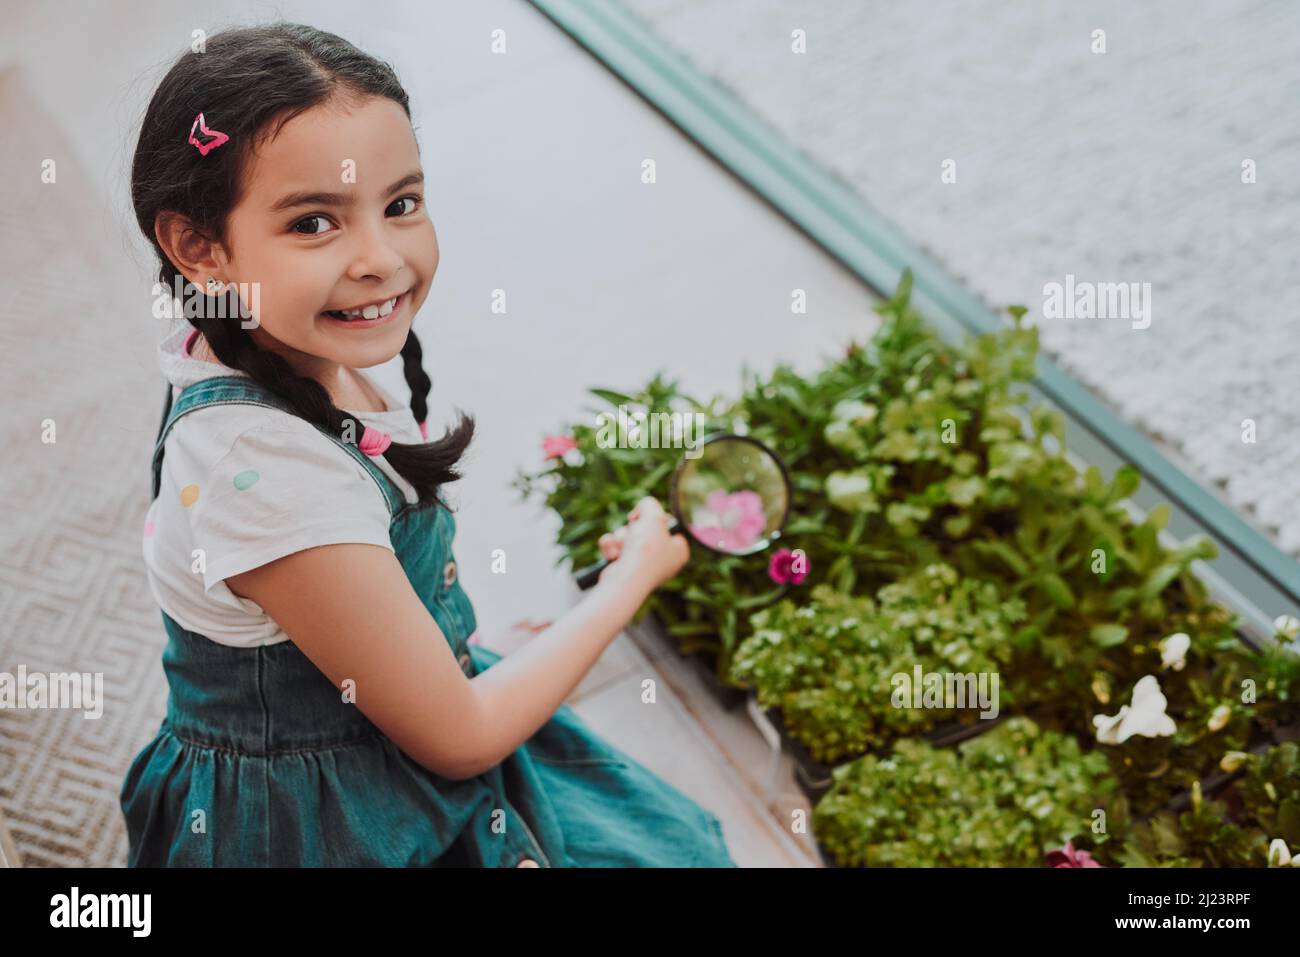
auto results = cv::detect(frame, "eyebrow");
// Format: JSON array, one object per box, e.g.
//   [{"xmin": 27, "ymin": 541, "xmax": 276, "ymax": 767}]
[{"xmin": 269, "ymin": 171, "xmax": 425, "ymax": 213}]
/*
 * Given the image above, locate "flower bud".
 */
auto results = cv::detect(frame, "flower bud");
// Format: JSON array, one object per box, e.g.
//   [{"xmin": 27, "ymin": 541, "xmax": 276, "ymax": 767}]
[
  {"xmin": 1219, "ymin": 751, "xmax": 1248, "ymax": 773},
  {"xmin": 1268, "ymin": 838, "xmax": 1292, "ymax": 868},
  {"xmin": 1206, "ymin": 704, "xmax": 1231, "ymax": 733}
]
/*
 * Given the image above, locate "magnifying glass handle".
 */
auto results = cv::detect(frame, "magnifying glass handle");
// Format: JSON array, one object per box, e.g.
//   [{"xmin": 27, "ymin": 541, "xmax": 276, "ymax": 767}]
[{"xmin": 575, "ymin": 518, "xmax": 684, "ymax": 591}]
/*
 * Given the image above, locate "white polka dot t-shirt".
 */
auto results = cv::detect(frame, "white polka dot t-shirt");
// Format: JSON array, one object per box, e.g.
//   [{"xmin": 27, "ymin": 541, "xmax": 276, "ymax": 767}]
[{"xmin": 143, "ymin": 321, "xmax": 425, "ymax": 648}]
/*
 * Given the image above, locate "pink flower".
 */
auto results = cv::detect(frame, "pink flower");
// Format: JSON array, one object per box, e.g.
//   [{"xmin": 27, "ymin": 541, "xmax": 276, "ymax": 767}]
[
  {"xmin": 543, "ymin": 434, "xmax": 577, "ymax": 461},
  {"xmin": 1045, "ymin": 842, "xmax": 1102, "ymax": 868},
  {"xmin": 767, "ymin": 547, "xmax": 809, "ymax": 586},
  {"xmin": 688, "ymin": 490, "xmax": 768, "ymax": 552}
]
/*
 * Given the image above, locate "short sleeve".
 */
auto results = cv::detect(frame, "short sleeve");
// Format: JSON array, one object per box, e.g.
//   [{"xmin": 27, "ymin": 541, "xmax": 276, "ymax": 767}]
[{"xmin": 167, "ymin": 410, "xmax": 395, "ymax": 594}]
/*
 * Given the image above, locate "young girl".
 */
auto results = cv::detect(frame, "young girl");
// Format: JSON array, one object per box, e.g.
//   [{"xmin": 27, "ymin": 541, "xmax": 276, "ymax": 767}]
[{"xmin": 122, "ymin": 22, "xmax": 735, "ymax": 868}]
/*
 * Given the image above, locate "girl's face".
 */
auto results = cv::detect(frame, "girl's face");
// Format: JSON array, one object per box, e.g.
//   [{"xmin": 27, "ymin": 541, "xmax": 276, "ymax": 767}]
[{"xmin": 219, "ymin": 95, "xmax": 437, "ymax": 374}]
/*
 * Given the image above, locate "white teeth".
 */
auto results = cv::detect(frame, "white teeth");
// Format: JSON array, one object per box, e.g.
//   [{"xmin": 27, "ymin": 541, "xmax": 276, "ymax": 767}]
[{"xmin": 333, "ymin": 296, "xmax": 398, "ymax": 320}]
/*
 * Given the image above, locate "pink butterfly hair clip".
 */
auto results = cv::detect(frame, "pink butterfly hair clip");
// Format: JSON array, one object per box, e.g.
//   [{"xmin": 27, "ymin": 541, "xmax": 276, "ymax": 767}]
[{"xmin": 188, "ymin": 112, "xmax": 230, "ymax": 156}]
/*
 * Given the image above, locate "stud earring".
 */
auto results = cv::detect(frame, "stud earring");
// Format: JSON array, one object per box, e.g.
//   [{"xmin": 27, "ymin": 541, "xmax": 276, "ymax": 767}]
[{"xmin": 206, "ymin": 276, "xmax": 225, "ymax": 295}]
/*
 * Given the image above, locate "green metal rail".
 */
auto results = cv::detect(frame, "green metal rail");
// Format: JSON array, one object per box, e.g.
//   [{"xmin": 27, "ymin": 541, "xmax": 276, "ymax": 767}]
[{"xmin": 530, "ymin": 0, "xmax": 1300, "ymax": 638}]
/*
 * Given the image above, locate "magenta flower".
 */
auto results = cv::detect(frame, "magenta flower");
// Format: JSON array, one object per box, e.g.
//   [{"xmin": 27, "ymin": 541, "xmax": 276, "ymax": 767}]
[
  {"xmin": 543, "ymin": 434, "xmax": 577, "ymax": 461},
  {"xmin": 767, "ymin": 547, "xmax": 809, "ymax": 586},
  {"xmin": 1045, "ymin": 842, "xmax": 1102, "ymax": 868}
]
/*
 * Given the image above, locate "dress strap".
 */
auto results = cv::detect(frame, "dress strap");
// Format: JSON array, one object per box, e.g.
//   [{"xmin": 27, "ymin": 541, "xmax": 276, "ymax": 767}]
[{"xmin": 149, "ymin": 375, "xmax": 407, "ymax": 518}]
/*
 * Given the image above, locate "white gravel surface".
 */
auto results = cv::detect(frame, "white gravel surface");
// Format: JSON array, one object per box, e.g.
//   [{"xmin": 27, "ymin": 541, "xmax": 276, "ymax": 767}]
[{"xmin": 616, "ymin": 0, "xmax": 1300, "ymax": 556}]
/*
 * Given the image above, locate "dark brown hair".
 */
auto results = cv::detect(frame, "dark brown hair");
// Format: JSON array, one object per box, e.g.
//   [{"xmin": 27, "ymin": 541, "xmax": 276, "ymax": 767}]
[{"xmin": 132, "ymin": 22, "xmax": 472, "ymax": 505}]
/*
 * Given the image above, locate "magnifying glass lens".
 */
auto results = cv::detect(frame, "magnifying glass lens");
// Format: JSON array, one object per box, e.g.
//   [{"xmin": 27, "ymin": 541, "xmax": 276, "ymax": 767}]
[{"xmin": 674, "ymin": 437, "xmax": 790, "ymax": 556}]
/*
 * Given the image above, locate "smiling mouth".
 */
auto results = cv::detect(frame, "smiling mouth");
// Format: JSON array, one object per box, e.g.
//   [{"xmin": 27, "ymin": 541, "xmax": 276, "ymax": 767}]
[
  {"xmin": 321, "ymin": 289, "xmax": 410, "ymax": 323},
  {"xmin": 323, "ymin": 290, "xmax": 410, "ymax": 322}
]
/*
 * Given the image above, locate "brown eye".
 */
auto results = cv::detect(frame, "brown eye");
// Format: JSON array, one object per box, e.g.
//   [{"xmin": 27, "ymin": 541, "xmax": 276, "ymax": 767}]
[
  {"xmin": 386, "ymin": 196, "xmax": 421, "ymax": 217},
  {"xmin": 293, "ymin": 215, "xmax": 335, "ymax": 235}
]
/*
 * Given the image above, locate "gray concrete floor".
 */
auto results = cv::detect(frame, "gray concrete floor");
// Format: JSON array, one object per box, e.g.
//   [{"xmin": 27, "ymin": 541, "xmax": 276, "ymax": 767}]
[{"xmin": 3, "ymin": 0, "xmax": 877, "ymax": 865}]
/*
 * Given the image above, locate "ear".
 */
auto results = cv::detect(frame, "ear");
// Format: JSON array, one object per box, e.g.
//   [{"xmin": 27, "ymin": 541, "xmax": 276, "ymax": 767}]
[{"xmin": 154, "ymin": 210, "xmax": 229, "ymax": 287}]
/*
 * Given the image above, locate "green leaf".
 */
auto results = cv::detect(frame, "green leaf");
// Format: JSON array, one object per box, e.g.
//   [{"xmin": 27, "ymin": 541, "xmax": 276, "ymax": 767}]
[
  {"xmin": 557, "ymin": 518, "xmax": 601, "ymax": 545},
  {"xmin": 1145, "ymin": 504, "xmax": 1170, "ymax": 531},
  {"xmin": 1278, "ymin": 799, "xmax": 1300, "ymax": 847},
  {"xmin": 889, "ymin": 269, "xmax": 914, "ymax": 310},
  {"xmin": 1140, "ymin": 564, "xmax": 1182, "ymax": 601},
  {"xmin": 683, "ymin": 586, "xmax": 714, "ymax": 606},
  {"xmin": 1111, "ymin": 465, "xmax": 1141, "ymax": 501},
  {"xmin": 785, "ymin": 515, "xmax": 829, "ymax": 536},
  {"xmin": 734, "ymin": 587, "xmax": 790, "ymax": 610},
  {"xmin": 1106, "ymin": 587, "xmax": 1139, "ymax": 611},
  {"xmin": 1083, "ymin": 466, "xmax": 1105, "ymax": 499},
  {"xmin": 972, "ymin": 540, "xmax": 1030, "ymax": 577},
  {"xmin": 1040, "ymin": 574, "xmax": 1076, "ymax": 610},
  {"xmin": 667, "ymin": 621, "xmax": 719, "ymax": 638},
  {"xmin": 588, "ymin": 387, "xmax": 637, "ymax": 407},
  {"xmin": 1090, "ymin": 624, "xmax": 1129, "ymax": 648}
]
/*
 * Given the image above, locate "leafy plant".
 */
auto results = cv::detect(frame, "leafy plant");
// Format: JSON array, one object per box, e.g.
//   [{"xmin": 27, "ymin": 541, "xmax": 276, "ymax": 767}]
[
  {"xmin": 1236, "ymin": 740, "xmax": 1300, "ymax": 847},
  {"xmin": 813, "ymin": 717, "xmax": 1118, "ymax": 867},
  {"xmin": 733, "ymin": 563, "xmax": 1025, "ymax": 763},
  {"xmin": 1118, "ymin": 781, "xmax": 1266, "ymax": 868},
  {"xmin": 514, "ymin": 269, "xmax": 1300, "ymax": 866}
]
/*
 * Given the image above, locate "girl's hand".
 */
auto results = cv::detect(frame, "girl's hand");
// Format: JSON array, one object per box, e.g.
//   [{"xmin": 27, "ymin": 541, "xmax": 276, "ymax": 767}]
[{"xmin": 597, "ymin": 496, "xmax": 689, "ymax": 592}]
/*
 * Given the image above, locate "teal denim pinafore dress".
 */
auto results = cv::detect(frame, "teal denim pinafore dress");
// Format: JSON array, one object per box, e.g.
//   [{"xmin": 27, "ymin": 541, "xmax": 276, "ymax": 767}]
[{"xmin": 121, "ymin": 375, "xmax": 736, "ymax": 867}]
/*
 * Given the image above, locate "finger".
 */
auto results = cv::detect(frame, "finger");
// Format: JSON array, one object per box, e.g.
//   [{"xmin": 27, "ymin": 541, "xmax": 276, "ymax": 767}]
[
  {"xmin": 630, "ymin": 497, "xmax": 662, "ymax": 523},
  {"xmin": 673, "ymin": 531, "xmax": 690, "ymax": 559},
  {"xmin": 598, "ymin": 533, "xmax": 622, "ymax": 560}
]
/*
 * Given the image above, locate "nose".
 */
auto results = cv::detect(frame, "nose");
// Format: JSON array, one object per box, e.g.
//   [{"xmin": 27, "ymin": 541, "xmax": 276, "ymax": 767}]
[{"xmin": 345, "ymin": 218, "xmax": 404, "ymax": 282}]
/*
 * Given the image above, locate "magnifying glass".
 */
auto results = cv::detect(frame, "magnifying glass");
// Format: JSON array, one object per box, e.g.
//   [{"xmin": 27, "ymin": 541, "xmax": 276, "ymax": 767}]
[{"xmin": 575, "ymin": 432, "xmax": 793, "ymax": 590}]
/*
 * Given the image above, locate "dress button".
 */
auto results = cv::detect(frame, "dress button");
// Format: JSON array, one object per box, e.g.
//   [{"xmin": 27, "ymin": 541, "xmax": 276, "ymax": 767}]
[
  {"xmin": 457, "ymin": 651, "xmax": 472, "ymax": 675},
  {"xmin": 516, "ymin": 857, "xmax": 540, "ymax": 868},
  {"xmin": 443, "ymin": 559, "xmax": 457, "ymax": 589}
]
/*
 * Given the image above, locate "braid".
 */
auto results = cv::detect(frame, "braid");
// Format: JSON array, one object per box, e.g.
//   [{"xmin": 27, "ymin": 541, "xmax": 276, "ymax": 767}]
[
  {"xmin": 189, "ymin": 300, "xmax": 473, "ymax": 506},
  {"xmin": 400, "ymin": 330, "xmax": 433, "ymax": 427}
]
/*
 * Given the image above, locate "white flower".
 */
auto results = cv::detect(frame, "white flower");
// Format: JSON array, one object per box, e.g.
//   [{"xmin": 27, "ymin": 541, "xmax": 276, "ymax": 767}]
[
  {"xmin": 1274, "ymin": 615, "xmax": 1300, "ymax": 642},
  {"xmin": 1093, "ymin": 675, "xmax": 1177, "ymax": 745},
  {"xmin": 831, "ymin": 399, "xmax": 878, "ymax": 426},
  {"xmin": 826, "ymin": 471, "xmax": 874, "ymax": 511},
  {"xmin": 1158, "ymin": 632, "xmax": 1190, "ymax": 671},
  {"xmin": 1268, "ymin": 838, "xmax": 1292, "ymax": 868},
  {"xmin": 561, "ymin": 447, "xmax": 585, "ymax": 468},
  {"xmin": 1207, "ymin": 704, "xmax": 1232, "ymax": 733}
]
